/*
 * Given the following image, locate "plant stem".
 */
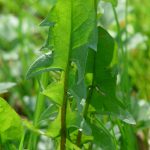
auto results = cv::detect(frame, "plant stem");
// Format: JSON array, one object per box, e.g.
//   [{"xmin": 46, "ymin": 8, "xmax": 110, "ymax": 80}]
[
  {"xmin": 28, "ymin": 73, "xmax": 48, "ymax": 150},
  {"xmin": 109, "ymin": 117, "xmax": 119, "ymax": 150},
  {"xmin": 112, "ymin": 6, "xmax": 124, "ymax": 56},
  {"xmin": 112, "ymin": 5, "xmax": 129, "ymax": 100},
  {"xmin": 34, "ymin": 77, "xmax": 48, "ymax": 126},
  {"xmin": 60, "ymin": 21, "xmax": 72, "ymax": 150},
  {"xmin": 113, "ymin": 2, "xmax": 138, "ymax": 150},
  {"xmin": 125, "ymin": 0, "xmax": 128, "ymax": 52},
  {"xmin": 88, "ymin": 143, "xmax": 93, "ymax": 150},
  {"xmin": 83, "ymin": 86, "xmax": 94, "ymax": 119},
  {"xmin": 124, "ymin": 0, "xmax": 130, "ymax": 99},
  {"xmin": 60, "ymin": 71, "xmax": 69, "ymax": 150},
  {"xmin": 60, "ymin": 1, "xmax": 74, "ymax": 149},
  {"xmin": 19, "ymin": 130, "xmax": 25, "ymax": 150},
  {"xmin": 76, "ymin": 129, "xmax": 82, "ymax": 147}
]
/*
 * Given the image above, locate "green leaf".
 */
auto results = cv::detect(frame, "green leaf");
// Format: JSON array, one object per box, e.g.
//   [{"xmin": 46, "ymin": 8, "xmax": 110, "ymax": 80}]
[
  {"xmin": 42, "ymin": 79, "xmax": 64, "ymax": 105},
  {"xmin": 0, "ymin": 82, "xmax": 16, "ymax": 94},
  {"xmin": 86, "ymin": 27, "xmax": 135, "ymax": 124},
  {"xmin": 46, "ymin": 104, "xmax": 91, "ymax": 138},
  {"xmin": 38, "ymin": 0, "xmax": 97, "ymax": 110},
  {"xmin": 39, "ymin": 104, "xmax": 58, "ymax": 123},
  {"xmin": 71, "ymin": 45, "xmax": 89, "ymax": 83},
  {"xmin": 67, "ymin": 104, "xmax": 92, "ymax": 137},
  {"xmin": 40, "ymin": 0, "xmax": 97, "ymax": 77},
  {"xmin": 66, "ymin": 106, "xmax": 81, "ymax": 129},
  {"xmin": 46, "ymin": 107, "xmax": 75, "ymax": 138},
  {"xmin": 26, "ymin": 52, "xmax": 61, "ymax": 79},
  {"xmin": 71, "ymin": 0, "xmax": 97, "ymax": 83},
  {"xmin": 70, "ymin": 79, "xmax": 87, "ymax": 113},
  {"xmin": 66, "ymin": 139, "xmax": 81, "ymax": 150},
  {"xmin": 45, "ymin": 0, "xmax": 71, "ymax": 70},
  {"xmin": 23, "ymin": 119, "xmax": 45, "ymax": 136},
  {"xmin": 0, "ymin": 97, "xmax": 23, "ymax": 143},
  {"xmin": 90, "ymin": 118, "xmax": 116, "ymax": 150},
  {"xmin": 46, "ymin": 109, "xmax": 61, "ymax": 138}
]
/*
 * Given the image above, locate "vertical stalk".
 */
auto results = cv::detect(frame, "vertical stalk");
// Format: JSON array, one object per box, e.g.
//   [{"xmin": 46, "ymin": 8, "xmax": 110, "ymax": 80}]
[
  {"xmin": 60, "ymin": 5, "xmax": 73, "ymax": 148},
  {"xmin": 125, "ymin": 0, "xmax": 128, "ymax": 52},
  {"xmin": 28, "ymin": 73, "xmax": 49, "ymax": 150},
  {"xmin": 83, "ymin": 86, "xmax": 94, "ymax": 119},
  {"xmin": 124, "ymin": 0, "xmax": 130, "ymax": 99},
  {"xmin": 112, "ymin": 5, "xmax": 129, "ymax": 101},
  {"xmin": 112, "ymin": 7, "xmax": 124, "ymax": 57},
  {"xmin": 76, "ymin": 129, "xmax": 82, "ymax": 146},
  {"xmin": 60, "ymin": 69, "xmax": 69, "ymax": 150},
  {"xmin": 34, "ymin": 73, "xmax": 49, "ymax": 126},
  {"xmin": 113, "ymin": 2, "xmax": 138, "ymax": 150},
  {"xmin": 19, "ymin": 130, "xmax": 25, "ymax": 150}
]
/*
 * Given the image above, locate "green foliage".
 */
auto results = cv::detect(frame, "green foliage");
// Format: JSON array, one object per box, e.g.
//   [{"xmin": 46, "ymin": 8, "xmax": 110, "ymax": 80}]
[
  {"xmin": 91, "ymin": 118, "xmax": 116, "ymax": 150},
  {"xmin": 0, "ymin": 97, "xmax": 23, "ymax": 148},
  {"xmin": 87, "ymin": 27, "xmax": 135, "ymax": 124},
  {"xmin": 1, "ymin": 0, "xmax": 150, "ymax": 149},
  {"xmin": 26, "ymin": 0, "xmax": 135, "ymax": 149},
  {"xmin": 26, "ymin": 52, "xmax": 55, "ymax": 79}
]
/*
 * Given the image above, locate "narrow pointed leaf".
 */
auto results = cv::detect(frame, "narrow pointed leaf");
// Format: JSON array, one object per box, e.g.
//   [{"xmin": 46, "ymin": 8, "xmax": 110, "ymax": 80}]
[{"xmin": 26, "ymin": 52, "xmax": 61, "ymax": 79}]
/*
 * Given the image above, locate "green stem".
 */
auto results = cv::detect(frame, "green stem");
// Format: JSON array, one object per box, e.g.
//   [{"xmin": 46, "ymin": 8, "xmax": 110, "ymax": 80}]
[
  {"xmin": 28, "ymin": 73, "xmax": 49, "ymax": 150},
  {"xmin": 125, "ymin": 0, "xmax": 128, "ymax": 52},
  {"xmin": 34, "ymin": 74, "xmax": 49, "ymax": 124},
  {"xmin": 112, "ymin": 5, "xmax": 129, "ymax": 100},
  {"xmin": 19, "ymin": 130, "xmax": 25, "ymax": 150},
  {"xmin": 88, "ymin": 143, "xmax": 93, "ymax": 150},
  {"xmin": 124, "ymin": 0, "xmax": 130, "ymax": 99},
  {"xmin": 109, "ymin": 117, "xmax": 119, "ymax": 150},
  {"xmin": 60, "ymin": 70, "xmax": 69, "ymax": 150},
  {"xmin": 83, "ymin": 86, "xmax": 94, "ymax": 119},
  {"xmin": 60, "ymin": 1, "xmax": 75, "ymax": 149},
  {"xmin": 60, "ymin": 19, "xmax": 73, "ymax": 150},
  {"xmin": 76, "ymin": 129, "xmax": 82, "ymax": 147},
  {"xmin": 112, "ymin": 6, "xmax": 124, "ymax": 56}
]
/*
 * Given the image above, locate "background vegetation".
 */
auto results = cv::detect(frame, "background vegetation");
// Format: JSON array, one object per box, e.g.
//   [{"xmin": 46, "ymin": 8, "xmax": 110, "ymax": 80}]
[{"xmin": 0, "ymin": 0, "xmax": 150, "ymax": 149}]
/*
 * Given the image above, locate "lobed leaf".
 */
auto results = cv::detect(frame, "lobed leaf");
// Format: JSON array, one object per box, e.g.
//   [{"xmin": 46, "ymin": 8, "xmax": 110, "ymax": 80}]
[{"xmin": 86, "ymin": 27, "xmax": 135, "ymax": 124}]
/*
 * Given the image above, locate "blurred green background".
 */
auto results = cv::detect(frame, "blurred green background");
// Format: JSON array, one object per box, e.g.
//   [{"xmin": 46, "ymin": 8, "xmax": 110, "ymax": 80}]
[{"xmin": 0, "ymin": 0, "xmax": 150, "ymax": 149}]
